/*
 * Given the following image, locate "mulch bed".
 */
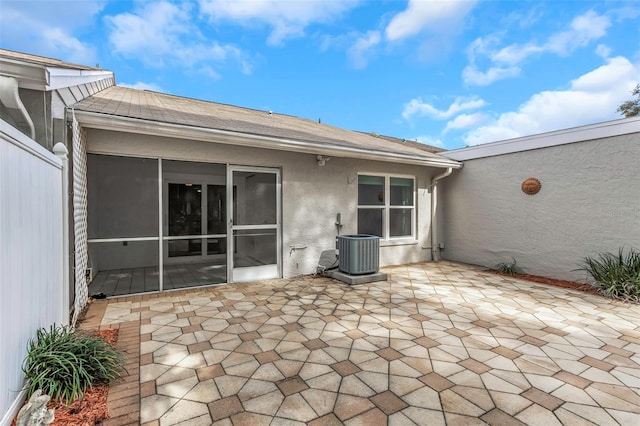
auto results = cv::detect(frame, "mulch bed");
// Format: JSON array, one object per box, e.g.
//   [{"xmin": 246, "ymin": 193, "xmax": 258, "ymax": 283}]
[
  {"xmin": 48, "ymin": 385, "xmax": 110, "ymax": 426},
  {"xmin": 13, "ymin": 328, "xmax": 117, "ymax": 426},
  {"xmin": 494, "ymin": 271, "xmax": 601, "ymax": 296}
]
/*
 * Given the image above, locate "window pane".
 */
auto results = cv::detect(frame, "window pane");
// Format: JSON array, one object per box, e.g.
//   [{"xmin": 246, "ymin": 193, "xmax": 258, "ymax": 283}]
[
  {"xmin": 207, "ymin": 185, "xmax": 226, "ymax": 234},
  {"xmin": 358, "ymin": 209, "xmax": 383, "ymax": 237},
  {"xmin": 163, "ymin": 160, "xmax": 226, "ymax": 236},
  {"xmin": 389, "ymin": 209, "xmax": 412, "ymax": 237},
  {"xmin": 168, "ymin": 184, "xmax": 202, "ymax": 236},
  {"xmin": 390, "ymin": 178, "xmax": 413, "ymax": 206},
  {"xmin": 358, "ymin": 175, "xmax": 384, "ymax": 205}
]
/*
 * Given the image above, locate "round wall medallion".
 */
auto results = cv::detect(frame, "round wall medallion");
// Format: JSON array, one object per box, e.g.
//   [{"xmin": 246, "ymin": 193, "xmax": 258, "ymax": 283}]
[{"xmin": 521, "ymin": 178, "xmax": 541, "ymax": 195}]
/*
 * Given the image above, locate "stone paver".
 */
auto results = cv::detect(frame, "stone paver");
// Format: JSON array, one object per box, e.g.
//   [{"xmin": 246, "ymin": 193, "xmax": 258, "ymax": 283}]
[{"xmin": 87, "ymin": 261, "xmax": 640, "ymax": 425}]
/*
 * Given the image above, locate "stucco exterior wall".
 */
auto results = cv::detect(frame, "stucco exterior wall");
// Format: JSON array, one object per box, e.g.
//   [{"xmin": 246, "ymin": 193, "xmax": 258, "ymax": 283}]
[
  {"xmin": 440, "ymin": 133, "xmax": 640, "ymax": 282},
  {"xmin": 87, "ymin": 129, "xmax": 441, "ymax": 278}
]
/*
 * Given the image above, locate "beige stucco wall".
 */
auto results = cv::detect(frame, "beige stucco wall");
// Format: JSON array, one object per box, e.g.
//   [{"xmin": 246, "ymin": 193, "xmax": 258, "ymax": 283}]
[
  {"xmin": 87, "ymin": 129, "xmax": 442, "ymax": 278},
  {"xmin": 440, "ymin": 132, "xmax": 640, "ymax": 282}
]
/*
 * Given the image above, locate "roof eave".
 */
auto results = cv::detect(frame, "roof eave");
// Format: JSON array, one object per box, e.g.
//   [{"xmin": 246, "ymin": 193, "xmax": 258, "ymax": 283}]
[
  {"xmin": 0, "ymin": 58, "xmax": 48, "ymax": 90},
  {"xmin": 0, "ymin": 59, "xmax": 114, "ymax": 92},
  {"xmin": 72, "ymin": 110, "xmax": 462, "ymax": 169},
  {"xmin": 445, "ymin": 117, "xmax": 640, "ymax": 161},
  {"xmin": 46, "ymin": 68, "xmax": 114, "ymax": 91}
]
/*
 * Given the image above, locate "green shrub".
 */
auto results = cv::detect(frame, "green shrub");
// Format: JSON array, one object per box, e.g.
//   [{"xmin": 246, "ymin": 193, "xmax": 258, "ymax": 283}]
[
  {"xmin": 581, "ymin": 248, "xmax": 640, "ymax": 301},
  {"xmin": 495, "ymin": 258, "xmax": 520, "ymax": 275},
  {"xmin": 22, "ymin": 325, "xmax": 124, "ymax": 403}
]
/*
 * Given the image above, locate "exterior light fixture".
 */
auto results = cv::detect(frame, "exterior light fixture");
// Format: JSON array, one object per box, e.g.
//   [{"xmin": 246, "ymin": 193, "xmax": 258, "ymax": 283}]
[{"xmin": 317, "ymin": 155, "xmax": 330, "ymax": 166}]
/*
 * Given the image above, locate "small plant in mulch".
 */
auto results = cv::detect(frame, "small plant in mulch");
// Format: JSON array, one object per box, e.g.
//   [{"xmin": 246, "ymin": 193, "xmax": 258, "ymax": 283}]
[
  {"xmin": 495, "ymin": 257, "xmax": 520, "ymax": 275},
  {"xmin": 22, "ymin": 325, "xmax": 124, "ymax": 404},
  {"xmin": 487, "ymin": 261, "xmax": 600, "ymax": 296},
  {"xmin": 14, "ymin": 327, "xmax": 120, "ymax": 426},
  {"xmin": 581, "ymin": 248, "xmax": 640, "ymax": 301}
]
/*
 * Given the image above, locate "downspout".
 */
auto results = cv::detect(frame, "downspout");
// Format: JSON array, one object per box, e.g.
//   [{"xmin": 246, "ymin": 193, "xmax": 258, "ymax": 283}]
[
  {"xmin": 0, "ymin": 76, "xmax": 36, "ymax": 139},
  {"xmin": 430, "ymin": 167, "xmax": 453, "ymax": 261}
]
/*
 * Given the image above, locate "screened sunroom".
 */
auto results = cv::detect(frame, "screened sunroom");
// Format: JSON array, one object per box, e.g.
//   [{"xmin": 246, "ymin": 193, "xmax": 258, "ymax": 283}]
[{"xmin": 87, "ymin": 154, "xmax": 280, "ymax": 297}]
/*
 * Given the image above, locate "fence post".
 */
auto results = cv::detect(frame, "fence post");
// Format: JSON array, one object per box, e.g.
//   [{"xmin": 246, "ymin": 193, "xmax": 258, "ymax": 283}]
[{"xmin": 53, "ymin": 142, "xmax": 70, "ymax": 326}]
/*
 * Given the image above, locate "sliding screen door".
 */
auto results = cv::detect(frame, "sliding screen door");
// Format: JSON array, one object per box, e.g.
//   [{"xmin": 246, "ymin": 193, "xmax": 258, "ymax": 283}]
[{"xmin": 162, "ymin": 161, "xmax": 227, "ymax": 289}]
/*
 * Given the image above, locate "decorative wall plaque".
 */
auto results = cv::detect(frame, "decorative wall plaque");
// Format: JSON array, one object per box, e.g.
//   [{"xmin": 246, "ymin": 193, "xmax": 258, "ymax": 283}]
[{"xmin": 521, "ymin": 178, "xmax": 541, "ymax": 195}]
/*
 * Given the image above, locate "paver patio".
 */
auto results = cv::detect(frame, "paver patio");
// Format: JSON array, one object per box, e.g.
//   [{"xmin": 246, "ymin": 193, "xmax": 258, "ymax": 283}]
[{"xmin": 82, "ymin": 261, "xmax": 640, "ymax": 425}]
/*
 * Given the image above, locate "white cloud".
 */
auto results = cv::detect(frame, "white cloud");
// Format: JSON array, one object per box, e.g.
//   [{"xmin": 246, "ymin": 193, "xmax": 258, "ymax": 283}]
[
  {"xmin": 198, "ymin": 0, "xmax": 358, "ymax": 46},
  {"xmin": 119, "ymin": 81, "xmax": 164, "ymax": 92},
  {"xmin": 462, "ymin": 35, "xmax": 523, "ymax": 85},
  {"xmin": 239, "ymin": 60, "xmax": 254, "ymax": 75},
  {"xmin": 320, "ymin": 30, "xmax": 382, "ymax": 70},
  {"xmin": 464, "ymin": 56, "xmax": 640, "ymax": 145},
  {"xmin": 444, "ymin": 113, "xmax": 486, "ymax": 133},
  {"xmin": 347, "ymin": 31, "xmax": 381, "ymax": 69},
  {"xmin": 106, "ymin": 2, "xmax": 190, "ymax": 63},
  {"xmin": 491, "ymin": 43, "xmax": 542, "ymax": 66},
  {"xmin": 0, "ymin": 0, "xmax": 103, "ymax": 64},
  {"xmin": 40, "ymin": 28, "xmax": 97, "ymax": 65},
  {"xmin": 403, "ymin": 96, "xmax": 486, "ymax": 121},
  {"xmin": 106, "ymin": 1, "xmax": 249, "ymax": 71},
  {"xmin": 197, "ymin": 66, "xmax": 222, "ymax": 80},
  {"xmin": 609, "ymin": 4, "xmax": 640, "ymax": 21},
  {"xmin": 464, "ymin": 10, "xmax": 612, "ymax": 86},
  {"xmin": 544, "ymin": 10, "xmax": 610, "ymax": 55},
  {"xmin": 500, "ymin": 6, "xmax": 544, "ymax": 30},
  {"xmin": 462, "ymin": 66, "xmax": 521, "ymax": 87},
  {"xmin": 596, "ymin": 44, "xmax": 611, "ymax": 59},
  {"xmin": 385, "ymin": 0, "xmax": 477, "ymax": 41}
]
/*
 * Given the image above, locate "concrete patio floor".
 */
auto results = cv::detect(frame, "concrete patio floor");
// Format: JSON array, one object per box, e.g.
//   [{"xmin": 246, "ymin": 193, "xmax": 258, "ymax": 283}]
[{"xmin": 82, "ymin": 261, "xmax": 640, "ymax": 425}]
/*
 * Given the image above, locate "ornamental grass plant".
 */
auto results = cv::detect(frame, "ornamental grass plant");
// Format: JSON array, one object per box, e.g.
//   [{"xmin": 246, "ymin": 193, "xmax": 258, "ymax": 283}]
[
  {"xmin": 582, "ymin": 248, "xmax": 640, "ymax": 301},
  {"xmin": 22, "ymin": 325, "xmax": 124, "ymax": 404},
  {"xmin": 495, "ymin": 257, "xmax": 520, "ymax": 275}
]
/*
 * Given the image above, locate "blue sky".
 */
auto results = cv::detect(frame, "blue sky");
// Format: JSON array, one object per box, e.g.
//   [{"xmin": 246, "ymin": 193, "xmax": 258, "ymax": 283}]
[{"xmin": 1, "ymin": 0, "xmax": 639, "ymax": 149}]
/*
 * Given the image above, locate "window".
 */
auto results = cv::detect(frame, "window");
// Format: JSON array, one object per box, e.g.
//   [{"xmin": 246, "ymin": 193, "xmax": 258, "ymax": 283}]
[{"xmin": 358, "ymin": 174, "xmax": 415, "ymax": 239}]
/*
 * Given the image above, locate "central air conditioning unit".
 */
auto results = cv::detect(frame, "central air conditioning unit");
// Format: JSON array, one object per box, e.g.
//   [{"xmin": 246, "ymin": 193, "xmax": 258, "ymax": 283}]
[{"xmin": 337, "ymin": 234, "xmax": 380, "ymax": 275}]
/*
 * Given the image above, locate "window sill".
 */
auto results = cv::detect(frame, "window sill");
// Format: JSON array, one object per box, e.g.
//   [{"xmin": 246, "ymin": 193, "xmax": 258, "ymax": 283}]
[{"xmin": 380, "ymin": 239, "xmax": 418, "ymax": 247}]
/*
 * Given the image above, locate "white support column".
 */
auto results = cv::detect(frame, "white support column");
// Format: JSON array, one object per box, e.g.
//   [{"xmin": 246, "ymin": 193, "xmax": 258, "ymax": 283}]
[{"xmin": 53, "ymin": 142, "xmax": 70, "ymax": 325}]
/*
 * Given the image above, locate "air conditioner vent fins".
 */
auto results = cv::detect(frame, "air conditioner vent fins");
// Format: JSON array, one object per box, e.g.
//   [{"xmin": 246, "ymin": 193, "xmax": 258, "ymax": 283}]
[{"xmin": 337, "ymin": 235, "xmax": 380, "ymax": 275}]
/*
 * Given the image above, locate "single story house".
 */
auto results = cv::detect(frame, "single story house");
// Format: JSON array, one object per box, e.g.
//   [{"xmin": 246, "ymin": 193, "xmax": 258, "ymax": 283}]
[
  {"xmin": 2, "ymin": 48, "xmax": 639, "ymax": 423},
  {"xmin": 0, "ymin": 48, "xmax": 461, "ymax": 319}
]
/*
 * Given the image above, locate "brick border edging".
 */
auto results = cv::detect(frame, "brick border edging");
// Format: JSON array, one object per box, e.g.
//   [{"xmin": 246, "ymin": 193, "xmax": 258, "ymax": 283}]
[
  {"xmin": 78, "ymin": 286, "xmax": 286, "ymax": 425},
  {"xmin": 79, "ymin": 301, "xmax": 141, "ymax": 426},
  {"xmin": 103, "ymin": 320, "xmax": 141, "ymax": 425}
]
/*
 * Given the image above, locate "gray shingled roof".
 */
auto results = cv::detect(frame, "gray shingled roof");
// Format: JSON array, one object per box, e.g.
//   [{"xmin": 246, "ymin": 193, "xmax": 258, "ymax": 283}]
[
  {"xmin": 73, "ymin": 86, "xmax": 454, "ymax": 162},
  {"xmin": 0, "ymin": 48, "xmax": 101, "ymax": 71},
  {"xmin": 365, "ymin": 133, "xmax": 445, "ymax": 154}
]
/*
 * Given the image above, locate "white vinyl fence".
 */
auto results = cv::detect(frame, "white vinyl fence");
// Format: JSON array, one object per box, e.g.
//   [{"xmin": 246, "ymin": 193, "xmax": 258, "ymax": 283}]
[{"xmin": 0, "ymin": 119, "xmax": 68, "ymax": 425}]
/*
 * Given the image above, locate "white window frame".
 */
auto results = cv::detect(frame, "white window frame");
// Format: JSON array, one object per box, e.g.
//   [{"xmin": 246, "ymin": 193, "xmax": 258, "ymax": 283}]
[{"xmin": 357, "ymin": 173, "xmax": 416, "ymax": 241}]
